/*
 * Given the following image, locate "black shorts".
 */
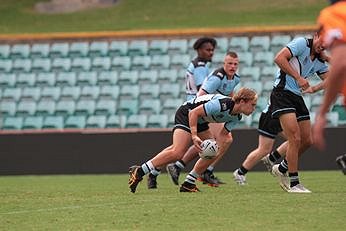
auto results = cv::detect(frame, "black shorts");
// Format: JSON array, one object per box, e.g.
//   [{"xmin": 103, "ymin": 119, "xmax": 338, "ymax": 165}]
[
  {"xmin": 270, "ymin": 88, "xmax": 310, "ymax": 121},
  {"xmin": 258, "ymin": 111, "xmax": 282, "ymax": 139},
  {"xmin": 173, "ymin": 104, "xmax": 209, "ymax": 133}
]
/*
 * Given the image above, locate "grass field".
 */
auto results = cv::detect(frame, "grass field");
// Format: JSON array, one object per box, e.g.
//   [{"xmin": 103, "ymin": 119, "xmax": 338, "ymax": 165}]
[
  {"xmin": 0, "ymin": 0, "xmax": 327, "ymax": 34},
  {"xmin": 1, "ymin": 171, "xmax": 345, "ymax": 230}
]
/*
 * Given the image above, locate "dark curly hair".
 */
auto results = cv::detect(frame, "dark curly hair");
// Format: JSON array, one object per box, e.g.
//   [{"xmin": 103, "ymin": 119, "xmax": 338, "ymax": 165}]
[{"xmin": 193, "ymin": 37, "xmax": 217, "ymax": 50}]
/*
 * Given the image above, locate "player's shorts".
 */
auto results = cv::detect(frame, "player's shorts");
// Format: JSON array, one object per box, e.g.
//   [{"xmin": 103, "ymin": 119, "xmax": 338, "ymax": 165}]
[
  {"xmin": 270, "ymin": 88, "xmax": 310, "ymax": 121},
  {"xmin": 257, "ymin": 111, "xmax": 282, "ymax": 139},
  {"xmin": 318, "ymin": 2, "xmax": 346, "ymax": 48},
  {"xmin": 173, "ymin": 104, "xmax": 209, "ymax": 133}
]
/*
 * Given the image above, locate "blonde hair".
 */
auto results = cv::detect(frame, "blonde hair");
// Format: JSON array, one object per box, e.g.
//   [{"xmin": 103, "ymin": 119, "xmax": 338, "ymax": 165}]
[{"xmin": 233, "ymin": 87, "xmax": 258, "ymax": 103}]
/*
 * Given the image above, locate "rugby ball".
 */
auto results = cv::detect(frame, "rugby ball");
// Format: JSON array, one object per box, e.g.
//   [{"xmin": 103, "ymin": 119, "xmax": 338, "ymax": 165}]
[{"xmin": 199, "ymin": 139, "xmax": 218, "ymax": 159}]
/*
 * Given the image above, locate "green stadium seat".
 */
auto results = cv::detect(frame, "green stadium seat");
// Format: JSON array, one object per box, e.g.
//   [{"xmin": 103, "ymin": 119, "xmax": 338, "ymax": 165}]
[
  {"xmin": 0, "ymin": 44, "xmax": 10, "ymax": 59},
  {"xmin": 0, "ymin": 101, "xmax": 16, "ymax": 116},
  {"xmin": 162, "ymin": 98, "xmax": 183, "ymax": 115},
  {"xmin": 111, "ymin": 56, "xmax": 131, "ymax": 71},
  {"xmin": 109, "ymin": 40, "xmax": 128, "ymax": 56},
  {"xmin": 150, "ymin": 55, "xmax": 170, "ymax": 69},
  {"xmin": 118, "ymin": 70, "xmax": 139, "ymax": 85},
  {"xmin": 55, "ymin": 99, "xmax": 76, "ymax": 116},
  {"xmin": 69, "ymin": 42, "xmax": 89, "ymax": 58},
  {"xmin": 89, "ymin": 41, "xmax": 109, "ymax": 57},
  {"xmin": 75, "ymin": 99, "xmax": 96, "ymax": 116},
  {"xmin": 253, "ymin": 51, "xmax": 274, "ymax": 68},
  {"xmin": 0, "ymin": 59, "xmax": 12, "ymax": 73},
  {"xmin": 31, "ymin": 58, "xmax": 51, "ymax": 73},
  {"xmin": 16, "ymin": 100, "xmax": 36, "ymax": 116},
  {"xmin": 239, "ymin": 66, "xmax": 260, "ymax": 81},
  {"xmin": 31, "ymin": 43, "xmax": 50, "ymax": 58},
  {"xmin": 159, "ymin": 83, "xmax": 181, "ymax": 101},
  {"xmin": 0, "ymin": 73, "xmax": 16, "ymax": 88},
  {"xmin": 262, "ymin": 80, "xmax": 274, "ymax": 96},
  {"xmin": 211, "ymin": 52, "xmax": 224, "ymax": 68},
  {"xmin": 249, "ymin": 36, "xmax": 270, "ymax": 52},
  {"xmin": 12, "ymin": 58, "xmax": 32, "ymax": 73},
  {"xmin": 36, "ymin": 72, "xmax": 56, "ymax": 87},
  {"xmin": 270, "ymin": 35, "xmax": 291, "ymax": 54},
  {"xmin": 41, "ymin": 86, "xmax": 61, "ymax": 101},
  {"xmin": 22, "ymin": 116, "xmax": 44, "ymax": 130},
  {"xmin": 148, "ymin": 40, "xmax": 169, "ymax": 55},
  {"xmin": 71, "ymin": 57, "xmax": 91, "ymax": 72},
  {"xmin": 117, "ymin": 99, "xmax": 138, "ymax": 116},
  {"xmin": 256, "ymin": 96, "xmax": 268, "ymax": 111},
  {"xmin": 333, "ymin": 106, "xmax": 346, "ymax": 125},
  {"xmin": 42, "ymin": 115, "xmax": 64, "ymax": 129},
  {"xmin": 2, "ymin": 88, "xmax": 22, "ymax": 101},
  {"xmin": 95, "ymin": 99, "xmax": 117, "ymax": 115},
  {"xmin": 251, "ymin": 111, "xmax": 262, "ymax": 127},
  {"xmin": 139, "ymin": 99, "xmax": 161, "ymax": 115},
  {"xmin": 76, "ymin": 71, "xmax": 97, "ymax": 86},
  {"xmin": 215, "ymin": 37, "xmax": 229, "ymax": 53},
  {"xmin": 36, "ymin": 99, "xmax": 56, "ymax": 116},
  {"xmin": 168, "ymin": 39, "xmax": 188, "ymax": 55},
  {"xmin": 10, "ymin": 44, "xmax": 30, "ymax": 59},
  {"xmin": 97, "ymin": 71, "xmax": 118, "ymax": 85},
  {"xmin": 86, "ymin": 115, "xmax": 107, "ymax": 128},
  {"xmin": 127, "ymin": 40, "xmax": 148, "ymax": 56},
  {"xmin": 51, "ymin": 57, "xmax": 71, "ymax": 72},
  {"xmin": 64, "ymin": 115, "xmax": 87, "ymax": 128},
  {"xmin": 91, "ymin": 56, "xmax": 111, "ymax": 71},
  {"xmin": 158, "ymin": 69, "xmax": 178, "ymax": 84},
  {"xmin": 99, "ymin": 85, "xmax": 120, "ymax": 100},
  {"xmin": 61, "ymin": 86, "xmax": 81, "ymax": 100},
  {"xmin": 2, "ymin": 117, "xmax": 23, "ymax": 130},
  {"xmin": 237, "ymin": 52, "xmax": 253, "ymax": 67},
  {"xmin": 80, "ymin": 85, "xmax": 100, "ymax": 100},
  {"xmin": 49, "ymin": 42, "xmax": 69, "ymax": 58},
  {"xmin": 131, "ymin": 55, "xmax": 151, "ymax": 70},
  {"xmin": 21, "ymin": 87, "xmax": 41, "ymax": 101},
  {"xmin": 16, "ymin": 73, "xmax": 36, "ymax": 88},
  {"xmin": 126, "ymin": 114, "xmax": 147, "ymax": 128},
  {"xmin": 139, "ymin": 83, "xmax": 160, "ymax": 100},
  {"xmin": 147, "ymin": 114, "xmax": 169, "ymax": 128},
  {"xmin": 55, "ymin": 72, "xmax": 77, "ymax": 87},
  {"xmin": 138, "ymin": 70, "xmax": 159, "ymax": 84},
  {"xmin": 167, "ymin": 114, "xmax": 175, "ymax": 128},
  {"xmin": 244, "ymin": 81, "xmax": 263, "ymax": 96},
  {"xmin": 229, "ymin": 36, "xmax": 249, "ymax": 52},
  {"xmin": 261, "ymin": 65, "xmax": 278, "ymax": 81},
  {"xmin": 106, "ymin": 115, "xmax": 127, "ymax": 128},
  {"xmin": 170, "ymin": 54, "xmax": 190, "ymax": 69},
  {"xmin": 119, "ymin": 85, "xmax": 140, "ymax": 100}
]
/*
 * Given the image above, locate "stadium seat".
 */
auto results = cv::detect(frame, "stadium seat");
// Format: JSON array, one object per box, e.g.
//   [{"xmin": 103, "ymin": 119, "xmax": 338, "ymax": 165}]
[
  {"xmin": 249, "ymin": 35, "xmax": 270, "ymax": 52},
  {"xmin": 60, "ymin": 86, "xmax": 81, "ymax": 100},
  {"xmin": 36, "ymin": 72, "xmax": 56, "ymax": 87},
  {"xmin": 21, "ymin": 87, "xmax": 41, "ymax": 101},
  {"xmin": 80, "ymin": 85, "xmax": 100, "ymax": 100},
  {"xmin": 2, "ymin": 88, "xmax": 21, "ymax": 101},
  {"xmin": 131, "ymin": 55, "xmax": 151, "ymax": 70},
  {"xmin": 118, "ymin": 70, "xmax": 139, "ymax": 85},
  {"xmin": 127, "ymin": 40, "xmax": 148, "ymax": 56},
  {"xmin": 99, "ymin": 85, "xmax": 120, "ymax": 100},
  {"xmin": 119, "ymin": 85, "xmax": 140, "ymax": 100},
  {"xmin": 244, "ymin": 81, "xmax": 263, "ymax": 96},
  {"xmin": 42, "ymin": 115, "xmax": 64, "ymax": 129},
  {"xmin": 158, "ymin": 69, "xmax": 178, "ymax": 84},
  {"xmin": 74, "ymin": 99, "xmax": 96, "ymax": 116},
  {"xmin": 15, "ymin": 73, "xmax": 36, "ymax": 88},
  {"xmin": 55, "ymin": 99, "xmax": 76, "ymax": 116},
  {"xmin": 89, "ymin": 41, "xmax": 109, "ymax": 57},
  {"xmin": 86, "ymin": 115, "xmax": 107, "ymax": 128},
  {"xmin": 91, "ymin": 56, "xmax": 111, "ymax": 71},
  {"xmin": 64, "ymin": 115, "xmax": 87, "ymax": 128},
  {"xmin": 150, "ymin": 54, "xmax": 170, "ymax": 70},
  {"xmin": 251, "ymin": 111, "xmax": 262, "ymax": 127},
  {"xmin": 2, "ymin": 117, "xmax": 23, "ymax": 130},
  {"xmin": 41, "ymin": 86, "xmax": 61, "ymax": 101},
  {"xmin": 36, "ymin": 99, "xmax": 56, "ymax": 116},
  {"xmin": 159, "ymin": 83, "xmax": 181, "ymax": 101},
  {"xmin": 237, "ymin": 52, "xmax": 253, "ymax": 67},
  {"xmin": 126, "ymin": 114, "xmax": 147, "ymax": 128},
  {"xmin": 71, "ymin": 57, "xmax": 91, "ymax": 72},
  {"xmin": 97, "ymin": 71, "xmax": 118, "ymax": 85},
  {"xmin": 168, "ymin": 39, "xmax": 188, "ymax": 55},
  {"xmin": 94, "ymin": 99, "xmax": 117, "ymax": 115},
  {"xmin": 0, "ymin": 101, "xmax": 16, "ymax": 116},
  {"xmin": 55, "ymin": 72, "xmax": 77, "ymax": 87},
  {"xmin": 0, "ymin": 59, "xmax": 12, "ymax": 73},
  {"xmin": 210, "ymin": 52, "xmax": 224, "ymax": 68},
  {"xmin": 215, "ymin": 37, "xmax": 229, "ymax": 53},
  {"xmin": 0, "ymin": 44, "xmax": 10, "ymax": 59},
  {"xmin": 31, "ymin": 58, "xmax": 51, "ymax": 73},
  {"xmin": 162, "ymin": 98, "xmax": 183, "ymax": 115},
  {"xmin": 51, "ymin": 57, "xmax": 71, "ymax": 72},
  {"xmin": 69, "ymin": 42, "xmax": 89, "ymax": 58},
  {"xmin": 76, "ymin": 71, "xmax": 97, "ymax": 86},
  {"xmin": 10, "ymin": 44, "xmax": 30, "ymax": 59},
  {"xmin": 311, "ymin": 95, "xmax": 323, "ymax": 111},
  {"xmin": 12, "ymin": 58, "xmax": 32, "ymax": 73},
  {"xmin": 256, "ymin": 96, "xmax": 268, "ymax": 111},
  {"xmin": 49, "ymin": 42, "xmax": 69, "ymax": 58},
  {"xmin": 147, "ymin": 114, "xmax": 169, "ymax": 128},
  {"xmin": 167, "ymin": 114, "xmax": 175, "ymax": 128},
  {"xmin": 0, "ymin": 73, "xmax": 16, "ymax": 88},
  {"xmin": 261, "ymin": 65, "xmax": 278, "ymax": 81},
  {"xmin": 138, "ymin": 70, "xmax": 159, "ymax": 84},
  {"xmin": 253, "ymin": 51, "xmax": 274, "ymax": 68},
  {"xmin": 333, "ymin": 105, "xmax": 346, "ymax": 125},
  {"xmin": 229, "ymin": 36, "xmax": 249, "ymax": 52},
  {"xmin": 327, "ymin": 112, "xmax": 339, "ymax": 127},
  {"xmin": 239, "ymin": 66, "xmax": 260, "ymax": 81},
  {"xmin": 22, "ymin": 116, "xmax": 44, "ymax": 130},
  {"xmin": 148, "ymin": 40, "xmax": 169, "ymax": 55},
  {"xmin": 262, "ymin": 80, "xmax": 274, "ymax": 96},
  {"xmin": 139, "ymin": 99, "xmax": 161, "ymax": 115},
  {"xmin": 31, "ymin": 43, "xmax": 50, "ymax": 58},
  {"xmin": 106, "ymin": 115, "xmax": 127, "ymax": 128},
  {"xmin": 170, "ymin": 54, "xmax": 190, "ymax": 69},
  {"xmin": 16, "ymin": 100, "xmax": 36, "ymax": 116},
  {"xmin": 111, "ymin": 56, "xmax": 131, "ymax": 71},
  {"xmin": 139, "ymin": 83, "xmax": 160, "ymax": 100},
  {"xmin": 109, "ymin": 40, "xmax": 128, "ymax": 56},
  {"xmin": 117, "ymin": 99, "xmax": 138, "ymax": 116},
  {"xmin": 270, "ymin": 35, "xmax": 291, "ymax": 54}
]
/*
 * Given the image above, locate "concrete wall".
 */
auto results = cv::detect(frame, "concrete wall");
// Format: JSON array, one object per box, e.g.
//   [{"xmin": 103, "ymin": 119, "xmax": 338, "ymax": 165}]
[{"xmin": 1, "ymin": 127, "xmax": 345, "ymax": 175}]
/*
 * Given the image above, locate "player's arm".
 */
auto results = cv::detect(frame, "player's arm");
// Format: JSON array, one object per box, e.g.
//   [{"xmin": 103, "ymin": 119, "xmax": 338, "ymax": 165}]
[
  {"xmin": 303, "ymin": 72, "xmax": 328, "ymax": 94},
  {"xmin": 188, "ymin": 105, "xmax": 205, "ymax": 152},
  {"xmin": 274, "ymin": 47, "xmax": 309, "ymax": 89}
]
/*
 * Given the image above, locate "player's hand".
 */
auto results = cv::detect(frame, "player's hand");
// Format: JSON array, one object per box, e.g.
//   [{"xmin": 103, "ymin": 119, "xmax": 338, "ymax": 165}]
[
  {"xmin": 302, "ymin": 86, "xmax": 314, "ymax": 94},
  {"xmin": 191, "ymin": 135, "xmax": 203, "ymax": 152},
  {"xmin": 298, "ymin": 77, "xmax": 310, "ymax": 91}
]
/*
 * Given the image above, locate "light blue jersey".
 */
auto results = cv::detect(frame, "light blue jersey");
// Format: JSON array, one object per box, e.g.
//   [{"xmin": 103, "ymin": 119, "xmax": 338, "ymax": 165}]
[
  {"xmin": 274, "ymin": 37, "xmax": 328, "ymax": 96},
  {"xmin": 186, "ymin": 94, "xmax": 242, "ymax": 132},
  {"xmin": 201, "ymin": 67, "xmax": 240, "ymax": 96},
  {"xmin": 185, "ymin": 57, "xmax": 210, "ymax": 100}
]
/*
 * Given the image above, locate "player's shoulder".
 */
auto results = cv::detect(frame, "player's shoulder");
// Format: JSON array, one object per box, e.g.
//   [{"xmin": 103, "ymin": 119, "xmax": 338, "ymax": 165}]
[
  {"xmin": 191, "ymin": 57, "xmax": 208, "ymax": 67},
  {"xmin": 210, "ymin": 67, "xmax": 226, "ymax": 79}
]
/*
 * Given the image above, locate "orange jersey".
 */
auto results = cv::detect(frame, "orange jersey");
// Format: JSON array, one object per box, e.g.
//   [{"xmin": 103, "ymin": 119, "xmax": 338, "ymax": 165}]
[{"xmin": 317, "ymin": 1, "xmax": 346, "ymax": 48}]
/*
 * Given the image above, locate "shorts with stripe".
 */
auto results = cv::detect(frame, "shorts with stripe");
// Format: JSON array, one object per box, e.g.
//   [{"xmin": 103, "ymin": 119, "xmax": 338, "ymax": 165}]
[
  {"xmin": 258, "ymin": 111, "xmax": 282, "ymax": 139},
  {"xmin": 173, "ymin": 104, "xmax": 209, "ymax": 133}
]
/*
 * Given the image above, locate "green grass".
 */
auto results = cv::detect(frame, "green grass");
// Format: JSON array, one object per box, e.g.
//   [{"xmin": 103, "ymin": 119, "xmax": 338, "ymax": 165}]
[
  {"xmin": 0, "ymin": 171, "xmax": 345, "ymax": 230},
  {"xmin": 0, "ymin": 0, "xmax": 327, "ymax": 34}
]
